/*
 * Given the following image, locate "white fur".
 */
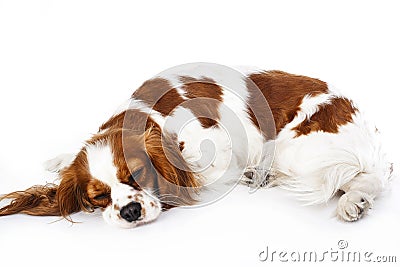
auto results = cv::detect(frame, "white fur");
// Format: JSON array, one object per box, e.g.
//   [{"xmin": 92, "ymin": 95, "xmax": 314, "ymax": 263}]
[
  {"xmin": 271, "ymin": 90, "xmax": 392, "ymax": 220},
  {"xmin": 43, "ymin": 153, "xmax": 75, "ymax": 172},
  {"xmin": 86, "ymin": 144, "xmax": 118, "ymax": 185},
  {"xmin": 86, "ymin": 142, "xmax": 162, "ymax": 228},
  {"xmin": 278, "ymin": 93, "xmax": 333, "ymax": 139}
]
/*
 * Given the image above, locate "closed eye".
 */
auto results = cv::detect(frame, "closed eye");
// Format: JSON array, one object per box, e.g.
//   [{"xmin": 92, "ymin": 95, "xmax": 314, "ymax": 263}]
[{"xmin": 93, "ymin": 193, "xmax": 111, "ymax": 201}]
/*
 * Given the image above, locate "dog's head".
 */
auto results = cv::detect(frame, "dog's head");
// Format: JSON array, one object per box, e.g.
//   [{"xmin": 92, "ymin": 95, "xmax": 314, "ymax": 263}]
[
  {"xmin": 85, "ymin": 127, "xmax": 199, "ymax": 228},
  {"xmin": 0, "ymin": 124, "xmax": 199, "ymax": 228}
]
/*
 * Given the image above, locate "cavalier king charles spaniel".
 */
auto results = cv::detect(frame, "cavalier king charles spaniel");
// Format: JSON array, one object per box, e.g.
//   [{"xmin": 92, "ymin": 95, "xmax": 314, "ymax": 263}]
[{"xmin": 0, "ymin": 63, "xmax": 393, "ymax": 228}]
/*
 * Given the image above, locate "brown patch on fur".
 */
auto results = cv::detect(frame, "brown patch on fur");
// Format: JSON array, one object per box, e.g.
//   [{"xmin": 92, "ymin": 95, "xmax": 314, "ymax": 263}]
[
  {"xmin": 114, "ymin": 204, "xmax": 120, "ymax": 211},
  {"xmin": 180, "ymin": 76, "xmax": 222, "ymax": 99},
  {"xmin": 144, "ymin": 125, "xmax": 200, "ymax": 206},
  {"xmin": 180, "ymin": 76, "xmax": 223, "ymax": 128},
  {"xmin": 247, "ymin": 71, "xmax": 329, "ymax": 138},
  {"xmin": 161, "ymin": 203, "xmax": 175, "ymax": 211},
  {"xmin": 87, "ymin": 179, "xmax": 111, "ymax": 208},
  {"xmin": 99, "ymin": 111, "xmax": 126, "ymax": 132},
  {"xmin": 99, "ymin": 109, "xmax": 156, "ymax": 133},
  {"xmin": 122, "ymin": 76, "xmax": 223, "ymax": 129},
  {"xmin": 179, "ymin": 141, "xmax": 185, "ymax": 151},
  {"xmin": 127, "ymin": 195, "xmax": 133, "ymax": 199},
  {"xmin": 132, "ymin": 78, "xmax": 184, "ymax": 116},
  {"xmin": 141, "ymin": 205, "xmax": 146, "ymax": 218},
  {"xmin": 293, "ymin": 97, "xmax": 357, "ymax": 136},
  {"xmin": 150, "ymin": 201, "xmax": 156, "ymax": 207}
]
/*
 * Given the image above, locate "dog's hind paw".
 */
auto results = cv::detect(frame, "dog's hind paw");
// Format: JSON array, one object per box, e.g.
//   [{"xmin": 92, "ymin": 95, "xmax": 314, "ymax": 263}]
[{"xmin": 336, "ymin": 191, "xmax": 373, "ymax": 222}]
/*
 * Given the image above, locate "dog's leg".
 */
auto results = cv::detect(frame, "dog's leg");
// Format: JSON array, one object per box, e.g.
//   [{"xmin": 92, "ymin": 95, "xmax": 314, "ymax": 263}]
[
  {"xmin": 43, "ymin": 153, "xmax": 75, "ymax": 173},
  {"xmin": 336, "ymin": 172, "xmax": 385, "ymax": 222},
  {"xmin": 241, "ymin": 141, "xmax": 276, "ymax": 188},
  {"xmin": 241, "ymin": 166, "xmax": 277, "ymax": 188}
]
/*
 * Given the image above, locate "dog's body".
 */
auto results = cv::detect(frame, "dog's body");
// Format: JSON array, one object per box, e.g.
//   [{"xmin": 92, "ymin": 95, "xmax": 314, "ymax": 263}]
[{"xmin": 0, "ymin": 65, "xmax": 393, "ymax": 227}]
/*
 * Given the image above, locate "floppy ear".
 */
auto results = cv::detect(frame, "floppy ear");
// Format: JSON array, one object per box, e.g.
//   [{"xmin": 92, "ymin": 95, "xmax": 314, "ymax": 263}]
[
  {"xmin": 144, "ymin": 126, "xmax": 200, "ymax": 207},
  {"xmin": 56, "ymin": 167, "xmax": 93, "ymax": 218},
  {"xmin": 0, "ymin": 156, "xmax": 93, "ymax": 219},
  {"xmin": 0, "ymin": 184, "xmax": 60, "ymax": 216}
]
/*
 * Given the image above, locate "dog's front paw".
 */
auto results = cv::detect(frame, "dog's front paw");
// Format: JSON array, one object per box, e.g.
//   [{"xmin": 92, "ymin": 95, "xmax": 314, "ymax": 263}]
[
  {"xmin": 336, "ymin": 191, "xmax": 372, "ymax": 222},
  {"xmin": 241, "ymin": 166, "xmax": 272, "ymax": 188}
]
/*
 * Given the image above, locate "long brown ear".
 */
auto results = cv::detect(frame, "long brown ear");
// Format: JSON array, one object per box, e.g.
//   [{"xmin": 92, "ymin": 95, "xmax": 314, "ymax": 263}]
[
  {"xmin": 56, "ymin": 166, "xmax": 93, "ymax": 218},
  {"xmin": 0, "ymin": 153, "xmax": 93, "ymax": 219},
  {"xmin": 144, "ymin": 126, "xmax": 200, "ymax": 207},
  {"xmin": 0, "ymin": 184, "xmax": 60, "ymax": 216},
  {"xmin": 0, "ymin": 177, "xmax": 92, "ymax": 219}
]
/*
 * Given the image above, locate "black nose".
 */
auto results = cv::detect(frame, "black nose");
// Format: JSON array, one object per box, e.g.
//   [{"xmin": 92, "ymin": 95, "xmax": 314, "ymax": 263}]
[{"xmin": 120, "ymin": 201, "xmax": 142, "ymax": 222}]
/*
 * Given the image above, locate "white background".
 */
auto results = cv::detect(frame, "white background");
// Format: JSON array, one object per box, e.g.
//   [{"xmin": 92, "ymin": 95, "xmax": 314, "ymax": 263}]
[{"xmin": 0, "ymin": 0, "xmax": 399, "ymax": 266}]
